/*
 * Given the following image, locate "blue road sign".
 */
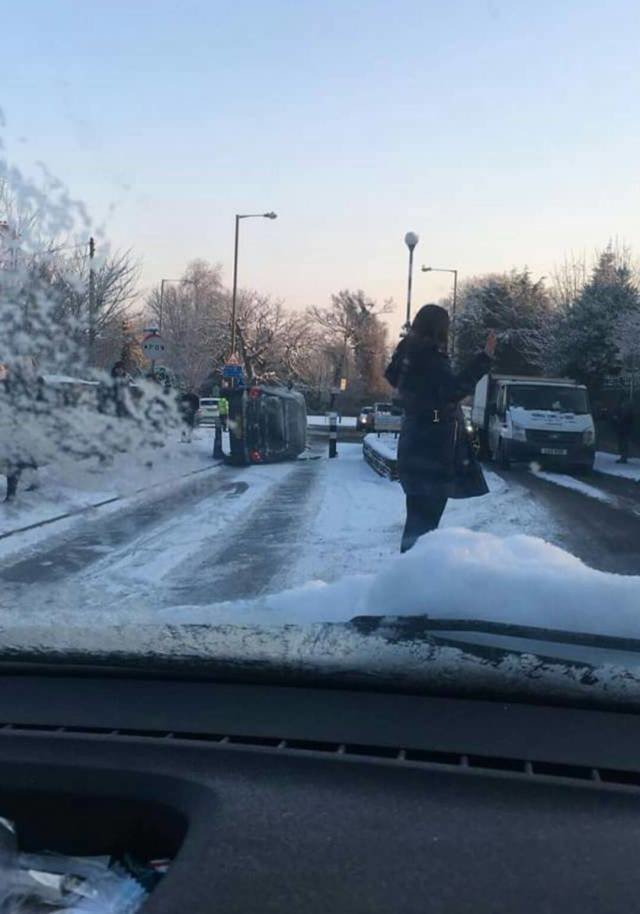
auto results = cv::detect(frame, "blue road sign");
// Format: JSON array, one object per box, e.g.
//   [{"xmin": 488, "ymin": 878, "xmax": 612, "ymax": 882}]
[{"xmin": 223, "ymin": 364, "xmax": 244, "ymax": 379}]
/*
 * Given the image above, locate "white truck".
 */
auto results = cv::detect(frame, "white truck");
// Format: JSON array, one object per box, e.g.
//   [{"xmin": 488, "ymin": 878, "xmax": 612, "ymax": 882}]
[
  {"xmin": 472, "ymin": 374, "xmax": 596, "ymax": 471},
  {"xmin": 372, "ymin": 402, "xmax": 403, "ymax": 434}
]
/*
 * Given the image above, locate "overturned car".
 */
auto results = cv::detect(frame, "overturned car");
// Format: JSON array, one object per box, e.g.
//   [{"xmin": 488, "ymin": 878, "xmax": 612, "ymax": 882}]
[{"xmin": 226, "ymin": 384, "xmax": 307, "ymax": 466}]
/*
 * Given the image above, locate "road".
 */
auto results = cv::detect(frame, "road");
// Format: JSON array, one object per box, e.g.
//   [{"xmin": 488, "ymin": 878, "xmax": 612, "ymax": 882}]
[
  {"xmin": 0, "ymin": 436, "xmax": 639, "ymax": 620},
  {"xmin": 489, "ymin": 463, "xmax": 640, "ymax": 575}
]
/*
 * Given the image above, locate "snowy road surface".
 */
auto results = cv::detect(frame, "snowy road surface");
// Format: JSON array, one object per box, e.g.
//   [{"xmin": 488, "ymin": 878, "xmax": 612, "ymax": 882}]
[{"xmin": 0, "ymin": 437, "xmax": 639, "ymax": 622}]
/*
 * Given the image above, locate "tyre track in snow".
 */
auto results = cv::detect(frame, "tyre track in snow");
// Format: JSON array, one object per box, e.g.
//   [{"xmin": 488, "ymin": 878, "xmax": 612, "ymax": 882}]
[
  {"xmin": 490, "ymin": 465, "xmax": 640, "ymax": 575},
  {"xmin": 163, "ymin": 456, "xmax": 324, "ymax": 605},
  {"xmin": 0, "ymin": 465, "xmax": 242, "ymax": 586}
]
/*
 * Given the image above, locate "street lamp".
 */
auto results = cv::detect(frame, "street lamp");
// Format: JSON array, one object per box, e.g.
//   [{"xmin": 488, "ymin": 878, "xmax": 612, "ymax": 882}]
[
  {"xmin": 159, "ymin": 278, "xmax": 195, "ymax": 332},
  {"xmin": 422, "ymin": 266, "xmax": 458, "ymax": 357},
  {"xmin": 231, "ymin": 212, "xmax": 278, "ymax": 356},
  {"xmin": 404, "ymin": 232, "xmax": 419, "ymax": 330}
]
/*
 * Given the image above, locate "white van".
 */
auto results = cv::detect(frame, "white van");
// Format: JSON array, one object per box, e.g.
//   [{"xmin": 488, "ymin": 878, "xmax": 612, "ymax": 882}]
[
  {"xmin": 472, "ymin": 375, "xmax": 596, "ymax": 471},
  {"xmin": 373, "ymin": 402, "xmax": 403, "ymax": 433}
]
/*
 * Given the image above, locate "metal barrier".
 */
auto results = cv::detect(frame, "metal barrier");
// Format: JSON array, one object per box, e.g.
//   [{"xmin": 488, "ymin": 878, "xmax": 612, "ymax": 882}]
[{"xmin": 363, "ymin": 437, "xmax": 399, "ymax": 480}]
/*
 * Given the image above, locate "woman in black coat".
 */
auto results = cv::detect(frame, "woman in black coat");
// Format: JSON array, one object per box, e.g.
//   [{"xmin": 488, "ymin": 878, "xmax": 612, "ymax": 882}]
[{"xmin": 385, "ymin": 304, "xmax": 496, "ymax": 553}]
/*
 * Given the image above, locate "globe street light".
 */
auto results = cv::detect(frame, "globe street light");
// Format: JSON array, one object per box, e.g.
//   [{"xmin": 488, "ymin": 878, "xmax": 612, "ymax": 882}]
[
  {"xmin": 422, "ymin": 266, "xmax": 458, "ymax": 357},
  {"xmin": 404, "ymin": 232, "xmax": 419, "ymax": 330},
  {"xmin": 231, "ymin": 212, "xmax": 278, "ymax": 356}
]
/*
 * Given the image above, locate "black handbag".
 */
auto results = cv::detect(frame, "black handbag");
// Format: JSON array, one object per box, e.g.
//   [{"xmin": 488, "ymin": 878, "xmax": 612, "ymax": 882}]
[{"xmin": 451, "ymin": 410, "xmax": 489, "ymax": 499}]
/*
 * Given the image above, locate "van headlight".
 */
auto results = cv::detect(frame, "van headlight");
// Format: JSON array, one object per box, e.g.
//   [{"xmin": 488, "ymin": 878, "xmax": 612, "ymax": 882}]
[
  {"xmin": 511, "ymin": 422, "xmax": 527, "ymax": 442},
  {"xmin": 583, "ymin": 428, "xmax": 595, "ymax": 446}
]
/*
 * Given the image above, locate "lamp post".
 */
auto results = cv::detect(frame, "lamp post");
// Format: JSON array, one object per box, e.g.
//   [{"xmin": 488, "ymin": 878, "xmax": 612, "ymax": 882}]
[
  {"xmin": 159, "ymin": 278, "xmax": 195, "ymax": 332},
  {"xmin": 230, "ymin": 212, "xmax": 278, "ymax": 356},
  {"xmin": 404, "ymin": 232, "xmax": 419, "ymax": 330},
  {"xmin": 422, "ymin": 266, "xmax": 458, "ymax": 357}
]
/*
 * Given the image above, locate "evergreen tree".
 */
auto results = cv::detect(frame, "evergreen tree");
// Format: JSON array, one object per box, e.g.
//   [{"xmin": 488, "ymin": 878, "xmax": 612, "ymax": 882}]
[{"xmin": 550, "ymin": 246, "xmax": 640, "ymax": 396}]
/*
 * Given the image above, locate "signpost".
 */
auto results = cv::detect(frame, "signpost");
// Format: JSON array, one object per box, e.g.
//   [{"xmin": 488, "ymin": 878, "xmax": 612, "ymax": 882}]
[
  {"xmin": 222, "ymin": 352, "xmax": 244, "ymax": 387},
  {"xmin": 142, "ymin": 329, "xmax": 166, "ymax": 378}
]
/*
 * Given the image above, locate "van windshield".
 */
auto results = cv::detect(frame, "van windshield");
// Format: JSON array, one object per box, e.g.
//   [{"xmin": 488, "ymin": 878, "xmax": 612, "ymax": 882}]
[{"xmin": 508, "ymin": 386, "xmax": 589, "ymax": 414}]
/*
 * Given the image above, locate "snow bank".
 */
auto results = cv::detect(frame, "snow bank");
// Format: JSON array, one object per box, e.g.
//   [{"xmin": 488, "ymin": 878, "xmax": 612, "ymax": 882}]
[
  {"xmin": 0, "ymin": 429, "xmax": 222, "ymax": 538},
  {"xmin": 165, "ymin": 528, "xmax": 640, "ymax": 638},
  {"xmin": 531, "ymin": 469, "xmax": 614, "ymax": 504},
  {"xmin": 595, "ymin": 451, "xmax": 640, "ymax": 482}
]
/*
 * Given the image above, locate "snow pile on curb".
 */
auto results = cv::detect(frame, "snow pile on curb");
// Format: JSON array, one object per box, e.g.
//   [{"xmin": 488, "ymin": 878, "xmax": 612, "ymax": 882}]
[
  {"xmin": 363, "ymin": 433, "xmax": 398, "ymax": 461},
  {"xmin": 163, "ymin": 528, "xmax": 640, "ymax": 637},
  {"xmin": 595, "ymin": 451, "xmax": 640, "ymax": 482},
  {"xmin": 531, "ymin": 469, "xmax": 614, "ymax": 504},
  {"xmin": 0, "ymin": 430, "xmax": 220, "ymax": 537}
]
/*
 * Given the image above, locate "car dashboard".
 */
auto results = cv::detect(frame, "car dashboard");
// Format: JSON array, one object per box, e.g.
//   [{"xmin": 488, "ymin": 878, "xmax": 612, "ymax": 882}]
[{"xmin": 0, "ymin": 672, "xmax": 638, "ymax": 913}]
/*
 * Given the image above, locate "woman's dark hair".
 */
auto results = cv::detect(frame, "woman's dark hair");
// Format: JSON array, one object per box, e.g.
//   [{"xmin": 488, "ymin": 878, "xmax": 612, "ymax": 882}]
[{"xmin": 411, "ymin": 304, "xmax": 450, "ymax": 351}]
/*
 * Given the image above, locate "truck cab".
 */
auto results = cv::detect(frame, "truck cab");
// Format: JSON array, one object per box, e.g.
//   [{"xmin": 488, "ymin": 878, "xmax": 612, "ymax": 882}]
[{"xmin": 472, "ymin": 375, "xmax": 596, "ymax": 471}]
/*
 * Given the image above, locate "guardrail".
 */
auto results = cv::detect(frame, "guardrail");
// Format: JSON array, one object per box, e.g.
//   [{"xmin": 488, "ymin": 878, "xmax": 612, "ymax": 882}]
[{"xmin": 363, "ymin": 435, "xmax": 399, "ymax": 480}]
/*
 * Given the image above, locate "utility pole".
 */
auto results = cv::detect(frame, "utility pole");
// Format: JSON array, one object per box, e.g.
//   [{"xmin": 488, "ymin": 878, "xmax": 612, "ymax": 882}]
[
  {"xmin": 88, "ymin": 236, "xmax": 96, "ymax": 364},
  {"xmin": 422, "ymin": 265, "xmax": 458, "ymax": 359},
  {"xmin": 231, "ymin": 215, "xmax": 240, "ymax": 356},
  {"xmin": 451, "ymin": 269, "xmax": 458, "ymax": 360},
  {"xmin": 230, "ymin": 212, "xmax": 277, "ymax": 357}
]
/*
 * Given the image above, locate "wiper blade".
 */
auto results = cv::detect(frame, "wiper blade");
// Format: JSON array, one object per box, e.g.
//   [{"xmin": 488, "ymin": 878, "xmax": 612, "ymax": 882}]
[{"xmin": 351, "ymin": 616, "xmax": 640, "ymax": 654}]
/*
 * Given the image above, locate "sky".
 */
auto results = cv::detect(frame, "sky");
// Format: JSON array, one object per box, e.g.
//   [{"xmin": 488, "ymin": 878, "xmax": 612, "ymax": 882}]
[{"xmin": 2, "ymin": 0, "xmax": 640, "ymax": 336}]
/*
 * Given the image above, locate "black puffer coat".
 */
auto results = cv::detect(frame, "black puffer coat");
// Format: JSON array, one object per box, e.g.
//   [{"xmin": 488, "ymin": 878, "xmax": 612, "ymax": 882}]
[{"xmin": 385, "ymin": 336, "xmax": 491, "ymax": 499}]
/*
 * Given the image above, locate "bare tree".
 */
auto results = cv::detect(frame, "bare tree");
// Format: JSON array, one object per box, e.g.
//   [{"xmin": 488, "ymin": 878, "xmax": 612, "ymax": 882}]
[
  {"xmin": 235, "ymin": 291, "xmax": 318, "ymax": 384},
  {"xmin": 146, "ymin": 260, "xmax": 229, "ymax": 390},
  {"xmin": 310, "ymin": 289, "xmax": 392, "ymax": 397}
]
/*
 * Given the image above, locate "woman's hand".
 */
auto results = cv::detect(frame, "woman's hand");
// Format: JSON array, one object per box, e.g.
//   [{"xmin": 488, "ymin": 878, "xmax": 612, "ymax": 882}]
[{"xmin": 484, "ymin": 330, "xmax": 497, "ymax": 359}]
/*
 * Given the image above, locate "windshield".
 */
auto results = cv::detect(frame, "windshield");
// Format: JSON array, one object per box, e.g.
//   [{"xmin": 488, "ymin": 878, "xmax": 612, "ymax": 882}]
[
  {"xmin": 1, "ymin": 2, "xmax": 640, "ymax": 708},
  {"xmin": 508, "ymin": 386, "xmax": 590, "ymax": 414}
]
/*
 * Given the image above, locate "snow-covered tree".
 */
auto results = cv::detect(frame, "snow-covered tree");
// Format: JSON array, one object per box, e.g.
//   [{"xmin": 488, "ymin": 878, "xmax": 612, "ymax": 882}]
[
  {"xmin": 454, "ymin": 270, "xmax": 552, "ymax": 374},
  {"xmin": 612, "ymin": 304, "xmax": 640, "ymax": 394},
  {"xmin": 550, "ymin": 246, "xmax": 640, "ymax": 396}
]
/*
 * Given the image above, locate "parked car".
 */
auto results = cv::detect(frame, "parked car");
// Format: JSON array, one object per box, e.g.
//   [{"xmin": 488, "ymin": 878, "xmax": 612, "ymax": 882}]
[
  {"xmin": 356, "ymin": 406, "xmax": 374, "ymax": 431},
  {"xmin": 196, "ymin": 397, "xmax": 220, "ymax": 427},
  {"xmin": 472, "ymin": 374, "xmax": 595, "ymax": 471}
]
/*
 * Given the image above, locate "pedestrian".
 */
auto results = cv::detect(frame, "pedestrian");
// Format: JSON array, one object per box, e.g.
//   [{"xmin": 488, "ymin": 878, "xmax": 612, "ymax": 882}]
[
  {"xmin": 218, "ymin": 396, "xmax": 229, "ymax": 432},
  {"xmin": 178, "ymin": 390, "xmax": 200, "ymax": 443},
  {"xmin": 385, "ymin": 304, "xmax": 496, "ymax": 553},
  {"xmin": 611, "ymin": 396, "xmax": 634, "ymax": 464},
  {"xmin": 0, "ymin": 359, "xmax": 39, "ymax": 501},
  {"xmin": 110, "ymin": 360, "xmax": 130, "ymax": 418}
]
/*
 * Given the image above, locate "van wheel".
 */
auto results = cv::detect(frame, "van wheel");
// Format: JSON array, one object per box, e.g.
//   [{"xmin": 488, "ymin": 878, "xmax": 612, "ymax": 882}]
[{"xmin": 497, "ymin": 439, "xmax": 511, "ymax": 470}]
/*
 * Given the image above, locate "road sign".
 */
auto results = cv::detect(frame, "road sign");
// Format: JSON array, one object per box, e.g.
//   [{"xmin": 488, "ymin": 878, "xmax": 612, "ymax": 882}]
[
  {"xmin": 142, "ymin": 332, "xmax": 166, "ymax": 359},
  {"xmin": 223, "ymin": 363, "xmax": 244, "ymax": 379}
]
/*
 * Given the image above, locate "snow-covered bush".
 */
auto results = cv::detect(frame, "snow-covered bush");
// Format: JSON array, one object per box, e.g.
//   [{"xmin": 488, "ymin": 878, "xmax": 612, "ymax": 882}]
[{"xmin": 0, "ymin": 155, "xmax": 180, "ymax": 481}]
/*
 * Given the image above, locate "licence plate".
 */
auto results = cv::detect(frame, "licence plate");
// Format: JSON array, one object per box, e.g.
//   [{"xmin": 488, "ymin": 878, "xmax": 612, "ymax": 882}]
[{"xmin": 541, "ymin": 447, "xmax": 567, "ymax": 456}]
